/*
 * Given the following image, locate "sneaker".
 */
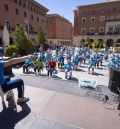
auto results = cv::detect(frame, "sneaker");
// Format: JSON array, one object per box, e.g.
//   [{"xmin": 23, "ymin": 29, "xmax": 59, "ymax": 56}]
[
  {"xmin": 17, "ymin": 97, "xmax": 30, "ymax": 105},
  {"xmin": 6, "ymin": 91, "xmax": 14, "ymax": 101}
]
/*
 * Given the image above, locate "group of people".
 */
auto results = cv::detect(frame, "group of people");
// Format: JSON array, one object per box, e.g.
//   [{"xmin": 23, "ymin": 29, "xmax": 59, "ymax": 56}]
[
  {"xmin": 22, "ymin": 46, "xmax": 120, "ymax": 79},
  {"xmin": 0, "ymin": 46, "xmax": 120, "ymax": 106}
]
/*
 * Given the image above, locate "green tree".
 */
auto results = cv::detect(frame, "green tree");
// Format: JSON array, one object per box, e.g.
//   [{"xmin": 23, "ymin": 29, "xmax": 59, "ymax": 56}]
[
  {"xmin": 37, "ymin": 27, "xmax": 47, "ymax": 47},
  {"xmin": 5, "ymin": 45, "xmax": 18, "ymax": 57},
  {"xmin": 92, "ymin": 40, "xmax": 104, "ymax": 48},
  {"xmin": 14, "ymin": 25, "xmax": 34, "ymax": 56},
  {"xmin": 83, "ymin": 37, "xmax": 94, "ymax": 47}
]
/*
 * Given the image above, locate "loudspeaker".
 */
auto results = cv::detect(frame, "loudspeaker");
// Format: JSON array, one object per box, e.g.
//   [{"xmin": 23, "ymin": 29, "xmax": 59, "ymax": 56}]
[
  {"xmin": 108, "ymin": 80, "xmax": 120, "ymax": 94},
  {"xmin": 109, "ymin": 67, "xmax": 120, "ymax": 83}
]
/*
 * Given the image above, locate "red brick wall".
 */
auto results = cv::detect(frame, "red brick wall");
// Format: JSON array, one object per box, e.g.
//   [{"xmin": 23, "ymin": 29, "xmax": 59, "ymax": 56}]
[
  {"xmin": 0, "ymin": 0, "xmax": 48, "ymax": 33},
  {"xmin": 46, "ymin": 15, "xmax": 72, "ymax": 40}
]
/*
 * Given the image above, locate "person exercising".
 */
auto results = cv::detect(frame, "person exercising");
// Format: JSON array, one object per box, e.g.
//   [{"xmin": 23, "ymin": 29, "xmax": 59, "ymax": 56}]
[{"xmin": 0, "ymin": 56, "xmax": 30, "ymax": 105}]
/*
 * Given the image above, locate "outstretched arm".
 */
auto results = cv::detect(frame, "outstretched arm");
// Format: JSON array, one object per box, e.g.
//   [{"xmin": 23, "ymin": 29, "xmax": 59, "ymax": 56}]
[{"xmin": 4, "ymin": 55, "xmax": 32, "ymax": 68}]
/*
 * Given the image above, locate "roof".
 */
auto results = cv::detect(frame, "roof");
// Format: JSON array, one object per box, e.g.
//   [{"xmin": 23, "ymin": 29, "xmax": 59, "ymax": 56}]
[
  {"xmin": 77, "ymin": 0, "xmax": 120, "ymax": 9},
  {"xmin": 47, "ymin": 14, "xmax": 72, "ymax": 24},
  {"xmin": 29, "ymin": 0, "xmax": 49, "ymax": 12}
]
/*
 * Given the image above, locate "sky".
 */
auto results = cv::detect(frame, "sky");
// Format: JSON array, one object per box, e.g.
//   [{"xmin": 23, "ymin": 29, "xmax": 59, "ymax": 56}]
[{"xmin": 36, "ymin": 0, "xmax": 118, "ymax": 23}]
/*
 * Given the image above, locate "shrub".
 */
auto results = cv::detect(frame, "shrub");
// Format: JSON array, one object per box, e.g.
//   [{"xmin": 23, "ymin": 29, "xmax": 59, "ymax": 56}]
[{"xmin": 5, "ymin": 45, "xmax": 18, "ymax": 57}]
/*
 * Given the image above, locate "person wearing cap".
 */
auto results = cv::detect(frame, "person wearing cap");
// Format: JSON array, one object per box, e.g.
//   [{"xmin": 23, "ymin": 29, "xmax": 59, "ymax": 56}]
[
  {"xmin": 0, "ymin": 56, "xmax": 30, "ymax": 105},
  {"xmin": 64, "ymin": 58, "xmax": 73, "ymax": 79}
]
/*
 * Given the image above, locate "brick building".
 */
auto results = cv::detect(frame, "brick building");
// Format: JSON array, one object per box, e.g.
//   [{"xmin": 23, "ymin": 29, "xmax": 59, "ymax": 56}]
[
  {"xmin": 73, "ymin": 1, "xmax": 120, "ymax": 47},
  {"xmin": 46, "ymin": 14, "xmax": 72, "ymax": 47},
  {"xmin": 0, "ymin": 0, "xmax": 48, "ymax": 46}
]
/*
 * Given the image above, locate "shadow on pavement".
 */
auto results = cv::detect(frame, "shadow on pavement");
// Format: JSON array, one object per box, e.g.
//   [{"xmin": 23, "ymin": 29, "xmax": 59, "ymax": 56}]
[
  {"xmin": 0, "ymin": 103, "xmax": 31, "ymax": 129},
  {"xmin": 92, "ymin": 72, "xmax": 104, "ymax": 76}
]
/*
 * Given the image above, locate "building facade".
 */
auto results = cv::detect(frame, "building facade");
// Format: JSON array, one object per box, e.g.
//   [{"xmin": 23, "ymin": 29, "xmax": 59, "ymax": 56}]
[
  {"xmin": 73, "ymin": 1, "xmax": 120, "ymax": 47},
  {"xmin": 46, "ymin": 14, "xmax": 72, "ymax": 46},
  {"xmin": 0, "ymin": 0, "xmax": 48, "ymax": 46}
]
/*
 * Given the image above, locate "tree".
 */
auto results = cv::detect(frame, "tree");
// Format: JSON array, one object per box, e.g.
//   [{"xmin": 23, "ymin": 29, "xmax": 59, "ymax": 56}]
[
  {"xmin": 92, "ymin": 40, "xmax": 104, "ymax": 48},
  {"xmin": 83, "ymin": 37, "xmax": 94, "ymax": 47},
  {"xmin": 5, "ymin": 45, "xmax": 18, "ymax": 57},
  {"xmin": 37, "ymin": 27, "xmax": 47, "ymax": 47},
  {"xmin": 14, "ymin": 25, "xmax": 34, "ymax": 56}
]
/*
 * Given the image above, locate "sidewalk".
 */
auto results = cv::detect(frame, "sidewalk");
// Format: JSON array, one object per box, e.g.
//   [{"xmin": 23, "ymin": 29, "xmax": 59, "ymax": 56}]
[{"xmin": 0, "ymin": 86, "xmax": 119, "ymax": 129}]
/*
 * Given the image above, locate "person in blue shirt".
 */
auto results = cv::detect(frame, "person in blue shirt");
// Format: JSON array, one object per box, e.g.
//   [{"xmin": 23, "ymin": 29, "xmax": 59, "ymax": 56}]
[
  {"xmin": 23, "ymin": 57, "xmax": 33, "ymax": 73},
  {"xmin": 45, "ymin": 53, "xmax": 51, "ymax": 70},
  {"xmin": 66, "ymin": 53, "xmax": 72, "ymax": 60},
  {"xmin": 78, "ymin": 55, "xmax": 83, "ymax": 66},
  {"xmin": 106, "ymin": 58, "xmax": 119, "ymax": 69},
  {"xmin": 58, "ymin": 53, "xmax": 64, "ymax": 69},
  {"xmin": 72, "ymin": 55, "xmax": 79, "ymax": 70},
  {"xmin": 0, "ymin": 57, "xmax": 29, "ymax": 105},
  {"xmin": 64, "ymin": 58, "xmax": 73, "ymax": 79},
  {"xmin": 87, "ymin": 56, "xmax": 95, "ymax": 74}
]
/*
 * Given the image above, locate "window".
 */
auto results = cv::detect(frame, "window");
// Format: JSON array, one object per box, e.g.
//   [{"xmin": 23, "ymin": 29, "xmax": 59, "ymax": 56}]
[
  {"xmin": 41, "ymin": 19, "xmax": 44, "ymax": 23},
  {"xmin": 4, "ymin": 4, "xmax": 9, "ymax": 11},
  {"xmin": 113, "ymin": 8, "xmax": 116, "ymax": 12},
  {"xmin": 99, "ymin": 27, "xmax": 104, "ymax": 33},
  {"xmin": 31, "ymin": 6, "xmax": 33, "ymax": 11},
  {"xmin": 23, "ymin": 2, "xmax": 26, "ymax": 7},
  {"xmin": 15, "ymin": 8, "xmax": 19, "ymax": 15},
  {"xmin": 90, "ymin": 28, "xmax": 95, "ymax": 33},
  {"xmin": 108, "ymin": 26, "xmax": 113, "ymax": 33},
  {"xmin": 34, "ymin": 8, "xmax": 35, "ymax": 12},
  {"xmin": 24, "ymin": 12, "xmax": 27, "ymax": 17},
  {"xmin": 37, "ymin": 17, "xmax": 39, "ymax": 22},
  {"xmin": 5, "ymin": 21, "xmax": 11, "ymax": 30},
  {"xmin": 116, "ymin": 15, "xmax": 120, "ymax": 20},
  {"xmin": 19, "ymin": 0, "xmax": 22, "ymax": 5},
  {"xmin": 92, "ymin": 10, "xmax": 96, "ymax": 14},
  {"xmin": 91, "ymin": 17, "xmax": 95, "ymax": 23},
  {"xmin": 14, "ymin": 0, "xmax": 17, "ymax": 3},
  {"xmin": 81, "ymin": 28, "xmax": 86, "ymax": 34},
  {"xmin": 100, "ymin": 16, "xmax": 105, "ymax": 22},
  {"xmin": 31, "ymin": 15, "xmax": 33, "ymax": 20},
  {"xmin": 110, "ymin": 16, "xmax": 114, "ymax": 20},
  {"xmin": 82, "ymin": 18, "xmax": 86, "ymax": 23}
]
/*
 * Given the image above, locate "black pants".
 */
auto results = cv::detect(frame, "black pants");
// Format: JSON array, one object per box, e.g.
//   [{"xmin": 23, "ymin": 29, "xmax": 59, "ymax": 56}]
[
  {"xmin": 34, "ymin": 67, "xmax": 42, "ymax": 73},
  {"xmin": 1, "ymin": 78, "xmax": 24, "ymax": 98},
  {"xmin": 23, "ymin": 64, "xmax": 31, "ymax": 73}
]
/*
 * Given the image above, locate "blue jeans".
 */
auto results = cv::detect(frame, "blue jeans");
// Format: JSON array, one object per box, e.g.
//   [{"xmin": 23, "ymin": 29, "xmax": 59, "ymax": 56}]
[
  {"xmin": 47, "ymin": 68, "xmax": 54, "ymax": 77},
  {"xmin": 1, "ymin": 78, "xmax": 24, "ymax": 98}
]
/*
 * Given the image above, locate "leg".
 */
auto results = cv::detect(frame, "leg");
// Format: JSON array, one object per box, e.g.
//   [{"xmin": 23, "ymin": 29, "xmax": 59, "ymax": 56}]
[
  {"xmin": 69, "ymin": 71, "xmax": 72, "ymax": 79},
  {"xmin": 1, "ymin": 79, "xmax": 29, "ymax": 104},
  {"xmin": 88, "ymin": 67, "xmax": 90, "ymax": 74},
  {"xmin": 47, "ymin": 69, "xmax": 50, "ymax": 77},
  {"xmin": 65, "ymin": 70, "xmax": 68, "ymax": 78},
  {"xmin": 92, "ymin": 67, "xmax": 94, "ymax": 73}
]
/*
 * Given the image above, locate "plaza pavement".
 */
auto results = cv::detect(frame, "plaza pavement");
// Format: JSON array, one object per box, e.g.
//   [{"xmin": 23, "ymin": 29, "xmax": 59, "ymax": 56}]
[{"xmin": 0, "ymin": 61, "xmax": 120, "ymax": 129}]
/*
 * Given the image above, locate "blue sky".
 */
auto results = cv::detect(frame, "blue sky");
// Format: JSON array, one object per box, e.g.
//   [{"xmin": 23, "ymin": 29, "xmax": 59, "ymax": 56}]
[{"xmin": 36, "ymin": 0, "xmax": 114, "ymax": 23}]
